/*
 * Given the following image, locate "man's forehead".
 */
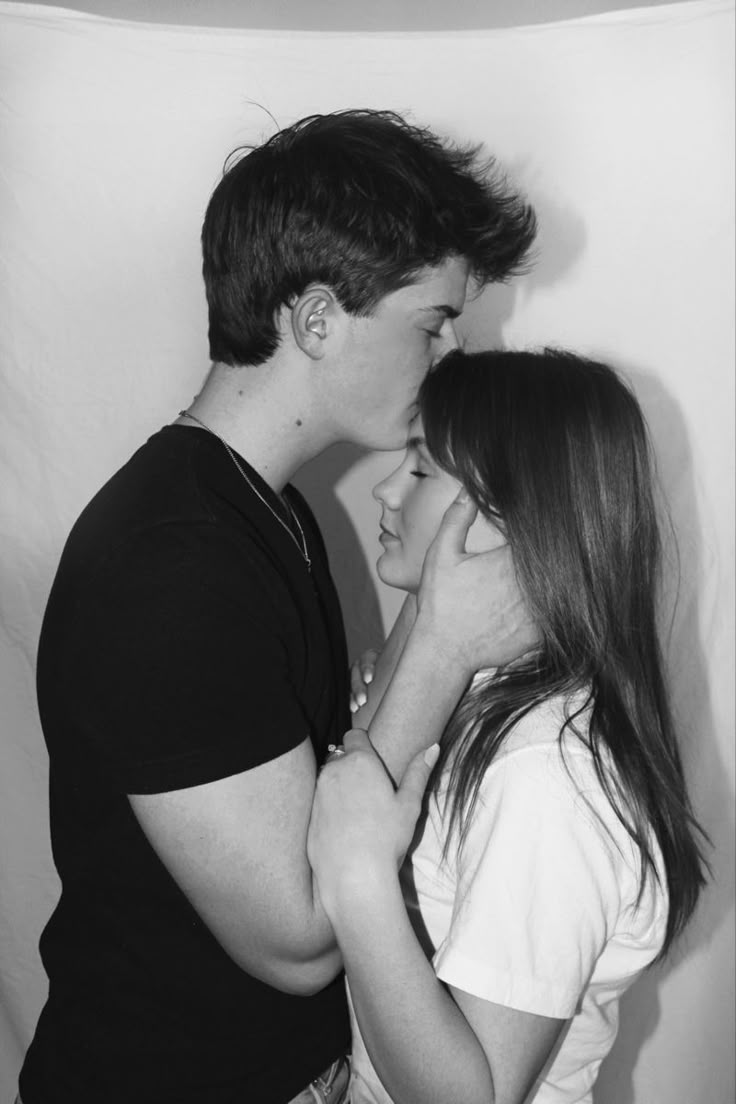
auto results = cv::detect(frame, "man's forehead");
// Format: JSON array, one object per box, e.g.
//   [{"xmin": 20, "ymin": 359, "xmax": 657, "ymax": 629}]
[
  {"xmin": 410, "ymin": 257, "xmax": 470, "ymax": 307},
  {"xmin": 375, "ymin": 257, "xmax": 468, "ymax": 315}
]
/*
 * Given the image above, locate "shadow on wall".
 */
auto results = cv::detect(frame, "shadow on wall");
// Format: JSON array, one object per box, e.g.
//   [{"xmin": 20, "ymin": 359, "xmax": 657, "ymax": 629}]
[
  {"xmin": 293, "ymin": 443, "xmax": 384, "ymax": 660},
  {"xmin": 593, "ymin": 366, "xmax": 733, "ymax": 1104},
  {"xmin": 460, "ymin": 177, "xmax": 589, "ymax": 349}
]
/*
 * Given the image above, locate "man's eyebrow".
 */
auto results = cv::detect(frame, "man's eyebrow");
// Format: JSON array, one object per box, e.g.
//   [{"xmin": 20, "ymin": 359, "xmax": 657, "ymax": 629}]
[{"xmin": 420, "ymin": 305, "xmax": 461, "ymax": 320}]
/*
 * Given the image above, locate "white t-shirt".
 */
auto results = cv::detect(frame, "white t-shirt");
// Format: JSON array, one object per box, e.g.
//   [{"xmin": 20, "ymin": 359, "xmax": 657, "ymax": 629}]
[{"xmin": 349, "ymin": 685, "xmax": 668, "ymax": 1104}]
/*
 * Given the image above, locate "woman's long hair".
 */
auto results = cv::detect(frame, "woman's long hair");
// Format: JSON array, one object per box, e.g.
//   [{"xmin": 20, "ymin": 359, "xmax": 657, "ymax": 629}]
[{"xmin": 420, "ymin": 348, "xmax": 708, "ymax": 956}]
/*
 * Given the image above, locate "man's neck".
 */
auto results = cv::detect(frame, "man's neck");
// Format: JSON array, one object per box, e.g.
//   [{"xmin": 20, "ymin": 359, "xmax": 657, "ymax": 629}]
[{"xmin": 178, "ymin": 358, "xmax": 332, "ymax": 493}]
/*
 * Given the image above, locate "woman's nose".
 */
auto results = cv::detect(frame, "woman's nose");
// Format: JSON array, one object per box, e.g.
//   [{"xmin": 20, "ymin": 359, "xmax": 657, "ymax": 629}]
[
  {"xmin": 372, "ymin": 477, "xmax": 388, "ymax": 504},
  {"xmin": 373, "ymin": 472, "xmax": 399, "ymax": 508}
]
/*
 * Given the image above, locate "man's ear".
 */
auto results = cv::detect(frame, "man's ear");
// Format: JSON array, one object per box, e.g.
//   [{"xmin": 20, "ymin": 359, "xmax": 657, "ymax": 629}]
[{"xmin": 291, "ymin": 287, "xmax": 338, "ymax": 359}]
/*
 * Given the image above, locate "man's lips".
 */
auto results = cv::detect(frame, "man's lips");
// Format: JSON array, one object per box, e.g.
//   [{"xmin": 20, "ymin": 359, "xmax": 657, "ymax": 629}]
[{"xmin": 379, "ymin": 523, "xmax": 399, "ymax": 544}]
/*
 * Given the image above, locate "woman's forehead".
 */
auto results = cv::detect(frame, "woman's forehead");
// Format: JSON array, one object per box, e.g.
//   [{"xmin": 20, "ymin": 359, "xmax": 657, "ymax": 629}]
[{"xmin": 407, "ymin": 412, "xmax": 425, "ymax": 442}]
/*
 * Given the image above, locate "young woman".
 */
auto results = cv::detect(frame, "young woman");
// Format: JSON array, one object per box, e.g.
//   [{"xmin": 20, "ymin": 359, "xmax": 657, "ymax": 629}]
[{"xmin": 307, "ymin": 348, "xmax": 708, "ymax": 1104}]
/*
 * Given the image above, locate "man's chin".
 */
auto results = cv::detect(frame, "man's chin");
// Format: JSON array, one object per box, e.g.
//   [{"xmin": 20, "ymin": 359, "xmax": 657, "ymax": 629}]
[
  {"xmin": 373, "ymin": 434, "xmax": 411, "ymax": 453},
  {"xmin": 370, "ymin": 415, "xmax": 418, "ymax": 453}
]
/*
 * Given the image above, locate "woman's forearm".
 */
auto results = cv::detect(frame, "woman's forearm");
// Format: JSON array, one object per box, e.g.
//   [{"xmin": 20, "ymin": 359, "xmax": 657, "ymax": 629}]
[
  {"xmin": 351, "ymin": 595, "xmax": 417, "ymax": 731},
  {"xmin": 329, "ymin": 865, "xmax": 494, "ymax": 1104},
  {"xmin": 367, "ymin": 613, "xmax": 472, "ymax": 782}
]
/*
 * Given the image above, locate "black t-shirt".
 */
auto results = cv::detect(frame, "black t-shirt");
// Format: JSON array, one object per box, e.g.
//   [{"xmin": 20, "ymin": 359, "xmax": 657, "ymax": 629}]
[{"xmin": 20, "ymin": 426, "xmax": 351, "ymax": 1103}]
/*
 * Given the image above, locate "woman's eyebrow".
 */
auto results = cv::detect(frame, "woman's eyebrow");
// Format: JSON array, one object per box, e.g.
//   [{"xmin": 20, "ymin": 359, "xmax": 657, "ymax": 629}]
[{"xmin": 407, "ymin": 435, "xmax": 434, "ymax": 465}]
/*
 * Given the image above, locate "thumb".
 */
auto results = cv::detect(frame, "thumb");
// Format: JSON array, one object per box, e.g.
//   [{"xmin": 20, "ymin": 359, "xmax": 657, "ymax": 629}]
[
  {"xmin": 397, "ymin": 742, "xmax": 439, "ymax": 813},
  {"xmin": 430, "ymin": 487, "xmax": 477, "ymax": 560}
]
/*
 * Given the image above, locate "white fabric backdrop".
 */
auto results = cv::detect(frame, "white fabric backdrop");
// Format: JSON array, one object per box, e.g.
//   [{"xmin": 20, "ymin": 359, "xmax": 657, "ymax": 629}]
[{"xmin": 0, "ymin": 2, "xmax": 733, "ymax": 1100}]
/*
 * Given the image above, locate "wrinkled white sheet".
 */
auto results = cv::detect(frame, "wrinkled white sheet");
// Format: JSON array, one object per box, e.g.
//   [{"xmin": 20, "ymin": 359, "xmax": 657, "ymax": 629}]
[{"xmin": 0, "ymin": 2, "xmax": 733, "ymax": 1100}]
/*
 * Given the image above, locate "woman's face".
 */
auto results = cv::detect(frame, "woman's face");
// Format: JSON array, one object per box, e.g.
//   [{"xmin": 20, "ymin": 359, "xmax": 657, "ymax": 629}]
[{"xmin": 372, "ymin": 416, "xmax": 506, "ymax": 593}]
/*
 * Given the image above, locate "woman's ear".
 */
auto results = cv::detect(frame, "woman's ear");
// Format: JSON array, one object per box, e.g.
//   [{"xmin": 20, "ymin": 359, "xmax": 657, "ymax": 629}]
[{"xmin": 291, "ymin": 287, "xmax": 337, "ymax": 359}]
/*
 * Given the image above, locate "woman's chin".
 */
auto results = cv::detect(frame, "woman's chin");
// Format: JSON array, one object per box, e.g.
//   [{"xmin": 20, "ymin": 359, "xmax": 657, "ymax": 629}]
[{"xmin": 376, "ymin": 555, "xmax": 419, "ymax": 594}]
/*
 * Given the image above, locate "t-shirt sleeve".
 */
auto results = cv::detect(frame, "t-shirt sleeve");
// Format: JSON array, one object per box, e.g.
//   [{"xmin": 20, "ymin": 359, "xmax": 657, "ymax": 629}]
[
  {"xmin": 66, "ymin": 522, "xmax": 310, "ymax": 794},
  {"xmin": 432, "ymin": 745, "xmax": 624, "ymax": 1018}
]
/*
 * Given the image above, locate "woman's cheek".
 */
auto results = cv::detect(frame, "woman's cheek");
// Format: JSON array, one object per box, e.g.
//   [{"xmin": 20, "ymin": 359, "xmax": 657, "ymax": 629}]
[{"xmin": 465, "ymin": 513, "xmax": 507, "ymax": 554}]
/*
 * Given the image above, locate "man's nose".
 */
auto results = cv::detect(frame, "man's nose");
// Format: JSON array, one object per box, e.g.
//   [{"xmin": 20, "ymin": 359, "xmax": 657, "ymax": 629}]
[{"xmin": 440, "ymin": 317, "xmax": 459, "ymax": 353}]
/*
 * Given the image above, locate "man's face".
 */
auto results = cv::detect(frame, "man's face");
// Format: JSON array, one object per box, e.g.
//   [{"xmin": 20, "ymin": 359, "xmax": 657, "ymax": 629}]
[
  {"xmin": 372, "ymin": 415, "xmax": 506, "ymax": 593},
  {"xmin": 328, "ymin": 257, "xmax": 470, "ymax": 450}
]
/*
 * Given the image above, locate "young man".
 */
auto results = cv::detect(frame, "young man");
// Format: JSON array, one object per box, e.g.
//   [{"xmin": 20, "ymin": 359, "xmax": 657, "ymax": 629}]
[{"xmin": 19, "ymin": 110, "xmax": 536, "ymax": 1104}]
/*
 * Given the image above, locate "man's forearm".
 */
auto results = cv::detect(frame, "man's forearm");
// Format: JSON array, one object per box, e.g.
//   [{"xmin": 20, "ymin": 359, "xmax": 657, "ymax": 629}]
[{"xmin": 130, "ymin": 741, "xmax": 343, "ymax": 998}]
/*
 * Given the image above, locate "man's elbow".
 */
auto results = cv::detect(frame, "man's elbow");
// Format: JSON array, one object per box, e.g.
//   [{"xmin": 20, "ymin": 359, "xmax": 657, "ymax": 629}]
[
  {"xmin": 276, "ymin": 950, "xmax": 344, "ymax": 996},
  {"xmin": 233, "ymin": 943, "xmax": 343, "ymax": 996}
]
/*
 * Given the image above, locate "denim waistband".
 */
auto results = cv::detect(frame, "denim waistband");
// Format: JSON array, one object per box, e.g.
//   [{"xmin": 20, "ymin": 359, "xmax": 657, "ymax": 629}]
[{"xmin": 285, "ymin": 1054, "xmax": 351, "ymax": 1103}]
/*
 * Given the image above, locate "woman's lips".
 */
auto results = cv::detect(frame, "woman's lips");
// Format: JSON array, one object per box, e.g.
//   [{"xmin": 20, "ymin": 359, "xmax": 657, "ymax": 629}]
[{"xmin": 379, "ymin": 525, "xmax": 399, "ymax": 545}]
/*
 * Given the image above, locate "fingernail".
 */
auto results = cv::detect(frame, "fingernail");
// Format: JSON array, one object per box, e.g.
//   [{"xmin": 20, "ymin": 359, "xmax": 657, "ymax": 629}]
[
  {"xmin": 357, "ymin": 692, "xmax": 367, "ymax": 707},
  {"xmin": 456, "ymin": 487, "xmax": 470, "ymax": 504},
  {"xmin": 349, "ymin": 700, "xmax": 358, "ymax": 713},
  {"xmin": 364, "ymin": 672, "xmax": 373, "ymax": 685},
  {"xmin": 424, "ymin": 743, "xmax": 440, "ymax": 767}
]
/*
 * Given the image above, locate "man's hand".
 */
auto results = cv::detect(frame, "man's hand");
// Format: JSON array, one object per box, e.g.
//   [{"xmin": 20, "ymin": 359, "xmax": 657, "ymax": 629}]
[{"xmin": 416, "ymin": 489, "xmax": 539, "ymax": 673}]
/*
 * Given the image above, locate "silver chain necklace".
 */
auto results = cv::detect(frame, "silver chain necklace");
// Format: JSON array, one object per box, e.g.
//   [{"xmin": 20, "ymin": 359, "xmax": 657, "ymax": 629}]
[{"xmin": 178, "ymin": 410, "xmax": 311, "ymax": 572}]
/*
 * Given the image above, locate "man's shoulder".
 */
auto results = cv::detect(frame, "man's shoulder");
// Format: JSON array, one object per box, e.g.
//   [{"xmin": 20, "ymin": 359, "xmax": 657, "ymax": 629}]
[
  {"xmin": 60, "ymin": 427, "xmax": 282, "ymax": 583},
  {"xmin": 73, "ymin": 426, "xmax": 211, "ymax": 544},
  {"xmin": 45, "ymin": 432, "xmax": 299, "ymax": 651}
]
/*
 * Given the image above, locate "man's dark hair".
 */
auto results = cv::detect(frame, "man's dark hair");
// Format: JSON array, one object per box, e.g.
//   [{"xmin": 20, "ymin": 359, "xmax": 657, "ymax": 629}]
[{"xmin": 201, "ymin": 109, "xmax": 537, "ymax": 367}]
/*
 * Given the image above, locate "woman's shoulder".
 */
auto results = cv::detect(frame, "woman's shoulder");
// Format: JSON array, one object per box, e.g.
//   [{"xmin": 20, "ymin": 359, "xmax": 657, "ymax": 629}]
[
  {"xmin": 474, "ymin": 687, "xmax": 628, "ymax": 845},
  {"xmin": 491, "ymin": 684, "xmax": 594, "ymax": 760}
]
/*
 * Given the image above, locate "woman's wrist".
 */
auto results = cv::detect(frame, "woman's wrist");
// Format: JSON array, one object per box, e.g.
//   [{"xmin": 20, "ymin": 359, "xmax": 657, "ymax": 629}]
[
  {"xmin": 411, "ymin": 606, "xmax": 477, "ymax": 679},
  {"xmin": 318, "ymin": 856, "xmax": 399, "ymax": 924}
]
